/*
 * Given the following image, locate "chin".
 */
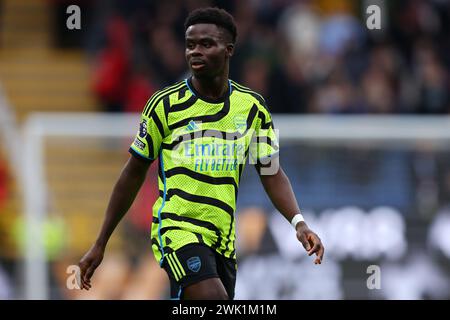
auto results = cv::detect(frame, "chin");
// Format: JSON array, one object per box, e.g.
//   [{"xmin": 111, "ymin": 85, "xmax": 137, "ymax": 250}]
[
  {"xmin": 191, "ymin": 71, "xmax": 206, "ymax": 78},
  {"xmin": 191, "ymin": 68, "xmax": 213, "ymax": 79}
]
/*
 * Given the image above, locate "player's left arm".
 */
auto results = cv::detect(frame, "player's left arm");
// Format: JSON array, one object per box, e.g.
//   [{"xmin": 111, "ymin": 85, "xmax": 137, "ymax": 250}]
[{"xmin": 256, "ymin": 159, "xmax": 325, "ymax": 264}]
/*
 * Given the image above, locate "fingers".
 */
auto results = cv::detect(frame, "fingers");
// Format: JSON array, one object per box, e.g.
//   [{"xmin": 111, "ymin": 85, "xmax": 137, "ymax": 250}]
[
  {"xmin": 307, "ymin": 241, "xmax": 320, "ymax": 256},
  {"xmin": 84, "ymin": 265, "xmax": 96, "ymax": 282},
  {"xmin": 80, "ymin": 278, "xmax": 91, "ymax": 290},
  {"xmin": 297, "ymin": 232, "xmax": 311, "ymax": 251},
  {"xmin": 78, "ymin": 262, "xmax": 87, "ymax": 290},
  {"xmin": 315, "ymin": 245, "xmax": 325, "ymax": 265},
  {"xmin": 80, "ymin": 273, "xmax": 92, "ymax": 290},
  {"xmin": 77, "ymin": 248, "xmax": 103, "ymax": 291},
  {"xmin": 306, "ymin": 234, "xmax": 324, "ymax": 265},
  {"xmin": 78, "ymin": 261, "xmax": 95, "ymax": 291},
  {"xmin": 82, "ymin": 280, "xmax": 91, "ymax": 290}
]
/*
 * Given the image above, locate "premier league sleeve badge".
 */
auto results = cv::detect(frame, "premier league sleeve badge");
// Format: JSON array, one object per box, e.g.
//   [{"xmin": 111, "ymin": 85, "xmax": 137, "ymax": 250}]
[{"xmin": 139, "ymin": 119, "xmax": 148, "ymax": 138}]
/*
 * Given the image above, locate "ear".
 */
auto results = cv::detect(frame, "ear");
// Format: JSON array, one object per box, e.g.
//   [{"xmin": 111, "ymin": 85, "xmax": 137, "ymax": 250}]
[{"xmin": 226, "ymin": 43, "xmax": 234, "ymax": 58}]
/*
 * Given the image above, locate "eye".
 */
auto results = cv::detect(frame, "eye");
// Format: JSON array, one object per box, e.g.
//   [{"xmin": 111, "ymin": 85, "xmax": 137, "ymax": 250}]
[
  {"xmin": 202, "ymin": 41, "xmax": 212, "ymax": 48},
  {"xmin": 186, "ymin": 42, "xmax": 195, "ymax": 50}
]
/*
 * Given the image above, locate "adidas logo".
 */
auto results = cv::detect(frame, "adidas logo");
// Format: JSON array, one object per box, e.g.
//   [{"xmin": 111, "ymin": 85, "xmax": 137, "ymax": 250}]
[{"xmin": 186, "ymin": 120, "xmax": 199, "ymax": 132}]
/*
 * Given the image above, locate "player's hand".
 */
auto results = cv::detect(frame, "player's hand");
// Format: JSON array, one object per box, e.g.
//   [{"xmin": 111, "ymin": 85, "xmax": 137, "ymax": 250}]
[
  {"xmin": 296, "ymin": 222, "xmax": 324, "ymax": 264},
  {"xmin": 78, "ymin": 244, "xmax": 104, "ymax": 290}
]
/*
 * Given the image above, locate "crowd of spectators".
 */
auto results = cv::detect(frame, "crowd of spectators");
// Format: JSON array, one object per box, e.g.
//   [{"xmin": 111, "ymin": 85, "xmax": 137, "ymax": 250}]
[{"xmin": 83, "ymin": 0, "xmax": 450, "ymax": 114}]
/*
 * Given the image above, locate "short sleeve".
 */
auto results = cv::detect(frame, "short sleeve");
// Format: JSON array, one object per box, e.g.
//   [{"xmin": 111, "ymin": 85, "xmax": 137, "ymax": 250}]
[
  {"xmin": 249, "ymin": 106, "xmax": 279, "ymax": 165},
  {"xmin": 129, "ymin": 99, "xmax": 167, "ymax": 161}
]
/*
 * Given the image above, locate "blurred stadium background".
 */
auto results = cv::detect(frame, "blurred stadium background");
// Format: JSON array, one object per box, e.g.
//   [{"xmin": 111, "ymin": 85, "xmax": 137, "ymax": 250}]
[{"xmin": 0, "ymin": 0, "xmax": 450, "ymax": 300}]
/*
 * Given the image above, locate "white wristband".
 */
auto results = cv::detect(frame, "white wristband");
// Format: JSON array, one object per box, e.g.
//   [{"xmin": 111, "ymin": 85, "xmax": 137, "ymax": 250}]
[{"xmin": 291, "ymin": 213, "xmax": 305, "ymax": 229}]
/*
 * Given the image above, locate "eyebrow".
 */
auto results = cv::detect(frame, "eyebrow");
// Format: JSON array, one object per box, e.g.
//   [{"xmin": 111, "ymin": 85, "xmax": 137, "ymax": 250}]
[{"xmin": 185, "ymin": 36, "xmax": 217, "ymax": 42}]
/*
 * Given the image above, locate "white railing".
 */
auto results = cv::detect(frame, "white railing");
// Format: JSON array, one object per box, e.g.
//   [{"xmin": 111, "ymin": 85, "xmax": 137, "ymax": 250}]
[{"xmin": 21, "ymin": 113, "xmax": 450, "ymax": 299}]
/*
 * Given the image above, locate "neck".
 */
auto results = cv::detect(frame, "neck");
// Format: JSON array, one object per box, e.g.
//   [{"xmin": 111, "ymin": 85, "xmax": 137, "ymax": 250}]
[{"xmin": 191, "ymin": 73, "xmax": 229, "ymax": 100}]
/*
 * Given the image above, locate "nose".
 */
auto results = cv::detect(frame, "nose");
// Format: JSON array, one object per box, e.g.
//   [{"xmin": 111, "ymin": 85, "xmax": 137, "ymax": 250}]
[{"xmin": 188, "ymin": 44, "xmax": 202, "ymax": 57}]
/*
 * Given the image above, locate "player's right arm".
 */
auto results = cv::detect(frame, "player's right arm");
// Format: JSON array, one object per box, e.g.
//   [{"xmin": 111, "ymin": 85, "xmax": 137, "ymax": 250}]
[
  {"xmin": 78, "ymin": 93, "xmax": 169, "ymax": 290},
  {"xmin": 78, "ymin": 155, "xmax": 152, "ymax": 290}
]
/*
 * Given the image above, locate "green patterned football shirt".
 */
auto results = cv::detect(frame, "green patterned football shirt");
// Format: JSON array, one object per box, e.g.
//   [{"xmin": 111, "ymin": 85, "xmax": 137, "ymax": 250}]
[{"xmin": 129, "ymin": 78, "xmax": 279, "ymax": 263}]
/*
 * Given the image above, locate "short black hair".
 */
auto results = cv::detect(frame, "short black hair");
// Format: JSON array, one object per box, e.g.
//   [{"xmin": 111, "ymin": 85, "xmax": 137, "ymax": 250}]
[{"xmin": 184, "ymin": 7, "xmax": 237, "ymax": 44}]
